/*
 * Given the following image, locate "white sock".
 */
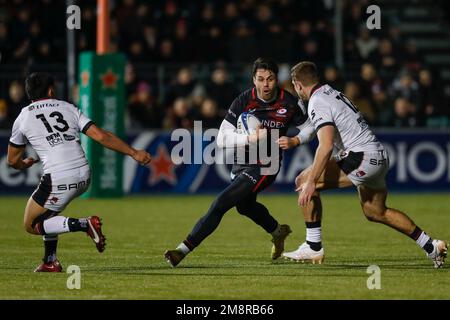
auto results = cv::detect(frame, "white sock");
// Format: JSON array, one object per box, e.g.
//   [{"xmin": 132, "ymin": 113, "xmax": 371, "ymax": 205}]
[
  {"xmin": 416, "ymin": 231, "xmax": 431, "ymax": 248},
  {"xmin": 306, "ymin": 227, "xmax": 322, "ymax": 243},
  {"xmin": 43, "ymin": 216, "xmax": 70, "ymax": 235},
  {"xmin": 177, "ymin": 243, "xmax": 190, "ymax": 255}
]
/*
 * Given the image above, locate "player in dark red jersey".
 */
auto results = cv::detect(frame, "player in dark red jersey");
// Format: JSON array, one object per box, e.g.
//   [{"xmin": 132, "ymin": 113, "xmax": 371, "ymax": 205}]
[{"xmin": 164, "ymin": 58, "xmax": 315, "ymax": 267}]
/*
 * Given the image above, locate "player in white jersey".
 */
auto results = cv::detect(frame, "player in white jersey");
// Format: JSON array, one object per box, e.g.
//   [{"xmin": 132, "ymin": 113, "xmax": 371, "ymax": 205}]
[
  {"xmin": 283, "ymin": 62, "xmax": 447, "ymax": 268},
  {"xmin": 7, "ymin": 73, "xmax": 152, "ymax": 272}
]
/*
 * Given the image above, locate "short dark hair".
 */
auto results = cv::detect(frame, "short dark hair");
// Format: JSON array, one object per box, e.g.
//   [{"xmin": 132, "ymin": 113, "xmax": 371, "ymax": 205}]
[
  {"xmin": 291, "ymin": 61, "xmax": 319, "ymax": 86},
  {"xmin": 252, "ymin": 57, "xmax": 279, "ymax": 78},
  {"xmin": 25, "ymin": 72, "xmax": 55, "ymax": 101}
]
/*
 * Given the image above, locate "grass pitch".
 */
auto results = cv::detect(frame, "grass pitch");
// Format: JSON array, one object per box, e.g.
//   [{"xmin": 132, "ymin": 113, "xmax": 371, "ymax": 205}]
[{"xmin": 0, "ymin": 193, "xmax": 449, "ymax": 300}]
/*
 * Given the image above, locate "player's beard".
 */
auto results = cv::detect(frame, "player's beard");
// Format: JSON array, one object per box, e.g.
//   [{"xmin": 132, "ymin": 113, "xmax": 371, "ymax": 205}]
[{"xmin": 299, "ymin": 90, "xmax": 310, "ymax": 102}]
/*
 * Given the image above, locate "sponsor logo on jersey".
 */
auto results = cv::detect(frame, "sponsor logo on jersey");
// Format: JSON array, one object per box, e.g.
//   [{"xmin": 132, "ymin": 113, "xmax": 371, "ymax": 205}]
[
  {"xmin": 369, "ymin": 158, "xmax": 387, "ymax": 166},
  {"xmin": 357, "ymin": 116, "xmax": 369, "ymax": 130},
  {"xmin": 260, "ymin": 119, "xmax": 285, "ymax": 128},
  {"xmin": 312, "ymin": 118, "xmax": 324, "ymax": 126},
  {"xmin": 29, "ymin": 103, "xmax": 60, "ymax": 111},
  {"xmin": 356, "ymin": 170, "xmax": 366, "ymax": 177},
  {"xmin": 46, "ymin": 133, "xmax": 63, "ymax": 147},
  {"xmin": 57, "ymin": 179, "xmax": 90, "ymax": 191},
  {"xmin": 310, "ymin": 109, "xmax": 316, "ymax": 120},
  {"xmin": 49, "ymin": 197, "xmax": 59, "ymax": 204},
  {"xmin": 242, "ymin": 171, "xmax": 258, "ymax": 184},
  {"xmin": 277, "ymin": 108, "xmax": 287, "ymax": 115},
  {"xmin": 63, "ymin": 134, "xmax": 76, "ymax": 141}
]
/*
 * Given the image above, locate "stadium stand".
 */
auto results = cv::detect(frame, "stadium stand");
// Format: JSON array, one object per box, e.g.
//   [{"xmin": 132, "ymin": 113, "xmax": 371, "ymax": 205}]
[{"xmin": 0, "ymin": 0, "xmax": 449, "ymax": 132}]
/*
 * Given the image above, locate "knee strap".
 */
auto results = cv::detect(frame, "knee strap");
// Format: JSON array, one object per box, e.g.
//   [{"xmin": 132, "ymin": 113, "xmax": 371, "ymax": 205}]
[{"xmin": 31, "ymin": 210, "xmax": 59, "ymax": 235}]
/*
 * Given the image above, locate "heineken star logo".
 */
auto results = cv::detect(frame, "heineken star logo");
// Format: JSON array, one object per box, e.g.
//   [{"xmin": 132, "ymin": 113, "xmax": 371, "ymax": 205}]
[
  {"xmin": 148, "ymin": 144, "xmax": 177, "ymax": 186},
  {"xmin": 81, "ymin": 71, "xmax": 90, "ymax": 87},
  {"xmin": 100, "ymin": 69, "xmax": 119, "ymax": 89}
]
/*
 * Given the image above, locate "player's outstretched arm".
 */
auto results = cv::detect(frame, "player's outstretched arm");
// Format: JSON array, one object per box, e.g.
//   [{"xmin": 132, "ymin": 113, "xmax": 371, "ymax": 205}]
[
  {"xmin": 85, "ymin": 124, "xmax": 152, "ymax": 166},
  {"xmin": 277, "ymin": 119, "xmax": 316, "ymax": 150},
  {"xmin": 7, "ymin": 144, "xmax": 38, "ymax": 170},
  {"xmin": 297, "ymin": 125, "xmax": 334, "ymax": 206}
]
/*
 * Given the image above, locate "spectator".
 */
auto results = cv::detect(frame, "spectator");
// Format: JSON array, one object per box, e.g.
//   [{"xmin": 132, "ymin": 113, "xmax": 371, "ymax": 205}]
[
  {"xmin": 116, "ymin": 0, "xmax": 141, "ymax": 44},
  {"xmin": 261, "ymin": 22, "xmax": 289, "ymax": 63},
  {"xmin": 0, "ymin": 0, "xmax": 447, "ymax": 131},
  {"xmin": 343, "ymin": 1, "xmax": 364, "ymax": 37},
  {"xmin": 222, "ymin": 1, "xmax": 240, "ymax": 38},
  {"xmin": 344, "ymin": 37, "xmax": 362, "ymax": 67},
  {"xmin": 369, "ymin": 38, "xmax": 399, "ymax": 82},
  {"xmin": 142, "ymin": 24, "xmax": 158, "ymax": 60},
  {"xmin": 205, "ymin": 66, "xmax": 240, "ymax": 117},
  {"xmin": 199, "ymin": 98, "xmax": 222, "ymax": 129},
  {"xmin": 0, "ymin": 21, "xmax": 12, "ymax": 63},
  {"xmin": 372, "ymin": 88, "xmax": 393, "ymax": 127},
  {"xmin": 128, "ymin": 81, "xmax": 163, "ymax": 129},
  {"xmin": 324, "ymin": 66, "xmax": 345, "ymax": 92},
  {"xmin": 359, "ymin": 63, "xmax": 383, "ymax": 100},
  {"xmin": 157, "ymin": 38, "xmax": 176, "ymax": 62},
  {"xmin": 355, "ymin": 28, "xmax": 378, "ymax": 60},
  {"xmin": 417, "ymin": 69, "xmax": 449, "ymax": 126},
  {"xmin": 289, "ymin": 20, "xmax": 315, "ymax": 62},
  {"xmin": 173, "ymin": 20, "xmax": 194, "ymax": 62},
  {"xmin": 403, "ymin": 40, "xmax": 423, "ymax": 72},
  {"xmin": 0, "ymin": 99, "xmax": 11, "ymax": 129},
  {"xmin": 196, "ymin": 4, "xmax": 226, "ymax": 62},
  {"xmin": 7, "ymin": 80, "xmax": 27, "ymax": 122},
  {"xmin": 128, "ymin": 40, "xmax": 147, "ymax": 63},
  {"xmin": 344, "ymin": 81, "xmax": 375, "ymax": 124},
  {"xmin": 390, "ymin": 70, "xmax": 420, "ymax": 105},
  {"xmin": 164, "ymin": 67, "xmax": 198, "ymax": 108},
  {"xmin": 254, "ymin": 4, "xmax": 275, "ymax": 39},
  {"xmin": 299, "ymin": 40, "xmax": 320, "ymax": 65},
  {"xmin": 125, "ymin": 63, "xmax": 139, "ymax": 102},
  {"xmin": 387, "ymin": 25, "xmax": 404, "ymax": 54},
  {"xmin": 391, "ymin": 97, "xmax": 419, "ymax": 128},
  {"xmin": 165, "ymin": 97, "xmax": 195, "ymax": 129},
  {"xmin": 314, "ymin": 19, "xmax": 334, "ymax": 64},
  {"xmin": 228, "ymin": 20, "xmax": 258, "ymax": 63}
]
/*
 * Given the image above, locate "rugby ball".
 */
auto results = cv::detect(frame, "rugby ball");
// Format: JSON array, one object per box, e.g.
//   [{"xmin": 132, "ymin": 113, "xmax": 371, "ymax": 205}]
[{"xmin": 236, "ymin": 112, "xmax": 261, "ymax": 135}]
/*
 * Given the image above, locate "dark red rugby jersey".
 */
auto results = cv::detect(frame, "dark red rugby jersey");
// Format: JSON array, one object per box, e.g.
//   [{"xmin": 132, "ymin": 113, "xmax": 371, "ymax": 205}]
[{"xmin": 224, "ymin": 87, "xmax": 308, "ymax": 136}]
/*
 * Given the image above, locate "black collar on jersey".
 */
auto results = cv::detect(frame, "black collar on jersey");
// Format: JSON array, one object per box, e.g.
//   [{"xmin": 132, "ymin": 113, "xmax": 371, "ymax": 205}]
[
  {"xmin": 32, "ymin": 97, "xmax": 53, "ymax": 103},
  {"xmin": 309, "ymin": 83, "xmax": 323, "ymax": 98}
]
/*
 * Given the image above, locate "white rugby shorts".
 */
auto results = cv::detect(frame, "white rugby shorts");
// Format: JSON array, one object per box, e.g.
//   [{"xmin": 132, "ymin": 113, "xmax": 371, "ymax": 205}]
[
  {"xmin": 335, "ymin": 149, "xmax": 389, "ymax": 189},
  {"xmin": 32, "ymin": 165, "xmax": 91, "ymax": 212}
]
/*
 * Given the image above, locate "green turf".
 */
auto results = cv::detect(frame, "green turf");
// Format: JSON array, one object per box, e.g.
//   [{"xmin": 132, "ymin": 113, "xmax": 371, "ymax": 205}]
[{"xmin": 0, "ymin": 193, "xmax": 449, "ymax": 299}]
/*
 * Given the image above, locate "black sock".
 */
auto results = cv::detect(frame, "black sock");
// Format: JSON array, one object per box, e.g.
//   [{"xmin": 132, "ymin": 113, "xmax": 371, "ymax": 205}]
[
  {"xmin": 423, "ymin": 239, "xmax": 434, "ymax": 254},
  {"xmin": 409, "ymin": 226, "xmax": 422, "ymax": 240},
  {"xmin": 306, "ymin": 241, "xmax": 322, "ymax": 251},
  {"xmin": 410, "ymin": 226, "xmax": 434, "ymax": 254},
  {"xmin": 183, "ymin": 239, "xmax": 196, "ymax": 252},
  {"xmin": 43, "ymin": 237, "xmax": 58, "ymax": 263},
  {"xmin": 68, "ymin": 218, "xmax": 89, "ymax": 232}
]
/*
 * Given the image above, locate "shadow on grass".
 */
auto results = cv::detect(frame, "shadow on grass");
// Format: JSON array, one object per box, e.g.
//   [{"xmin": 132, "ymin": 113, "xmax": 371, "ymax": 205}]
[{"xmin": 83, "ymin": 259, "xmax": 444, "ymax": 275}]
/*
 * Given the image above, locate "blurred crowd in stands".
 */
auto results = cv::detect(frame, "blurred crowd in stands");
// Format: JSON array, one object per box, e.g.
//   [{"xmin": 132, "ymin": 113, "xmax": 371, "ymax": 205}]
[{"xmin": 0, "ymin": 0, "xmax": 449, "ymax": 132}]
